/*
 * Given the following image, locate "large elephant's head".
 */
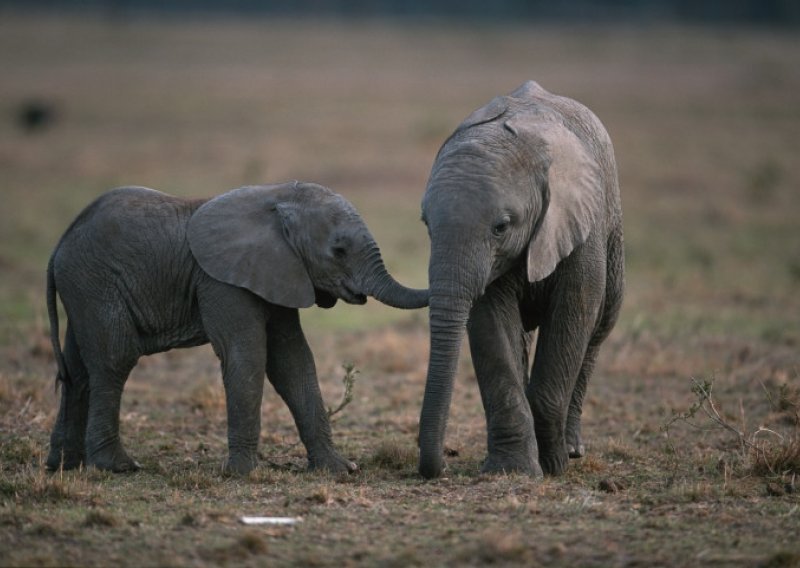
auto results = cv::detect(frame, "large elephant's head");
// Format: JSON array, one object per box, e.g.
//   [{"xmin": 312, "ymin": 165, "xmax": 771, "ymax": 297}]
[
  {"xmin": 418, "ymin": 81, "xmax": 605, "ymax": 478},
  {"xmin": 187, "ymin": 181, "xmax": 428, "ymax": 310}
]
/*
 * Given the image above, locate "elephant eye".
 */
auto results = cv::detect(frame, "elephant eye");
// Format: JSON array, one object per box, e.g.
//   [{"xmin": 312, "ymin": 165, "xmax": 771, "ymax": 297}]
[
  {"xmin": 492, "ymin": 215, "xmax": 511, "ymax": 237},
  {"xmin": 332, "ymin": 246, "xmax": 348, "ymax": 259}
]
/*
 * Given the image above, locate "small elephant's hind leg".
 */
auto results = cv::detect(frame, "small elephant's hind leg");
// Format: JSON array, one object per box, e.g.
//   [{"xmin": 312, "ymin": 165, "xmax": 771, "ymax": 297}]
[
  {"xmin": 47, "ymin": 325, "xmax": 90, "ymax": 471},
  {"xmin": 80, "ymin": 320, "xmax": 141, "ymax": 473},
  {"xmin": 266, "ymin": 307, "xmax": 356, "ymax": 474},
  {"xmin": 567, "ymin": 237, "xmax": 624, "ymax": 459},
  {"xmin": 84, "ymin": 364, "xmax": 140, "ymax": 472}
]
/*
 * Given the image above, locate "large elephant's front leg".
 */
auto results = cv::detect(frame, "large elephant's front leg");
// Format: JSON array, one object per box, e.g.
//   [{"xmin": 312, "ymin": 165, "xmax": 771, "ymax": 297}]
[
  {"xmin": 468, "ymin": 284, "xmax": 542, "ymax": 478},
  {"xmin": 266, "ymin": 307, "xmax": 356, "ymax": 474}
]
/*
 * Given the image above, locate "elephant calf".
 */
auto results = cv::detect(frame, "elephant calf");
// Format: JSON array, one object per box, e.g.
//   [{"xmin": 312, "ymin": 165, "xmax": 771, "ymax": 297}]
[
  {"xmin": 46, "ymin": 181, "xmax": 428, "ymax": 476},
  {"xmin": 418, "ymin": 81, "xmax": 624, "ymax": 479}
]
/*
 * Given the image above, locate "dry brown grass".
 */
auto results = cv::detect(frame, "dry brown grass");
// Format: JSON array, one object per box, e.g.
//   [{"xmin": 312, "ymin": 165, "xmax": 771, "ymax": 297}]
[{"xmin": 1, "ymin": 15, "xmax": 799, "ymax": 567}]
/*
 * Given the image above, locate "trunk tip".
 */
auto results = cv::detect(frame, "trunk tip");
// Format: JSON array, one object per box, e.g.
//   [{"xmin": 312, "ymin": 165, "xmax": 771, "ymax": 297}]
[{"xmin": 418, "ymin": 451, "xmax": 444, "ymax": 479}]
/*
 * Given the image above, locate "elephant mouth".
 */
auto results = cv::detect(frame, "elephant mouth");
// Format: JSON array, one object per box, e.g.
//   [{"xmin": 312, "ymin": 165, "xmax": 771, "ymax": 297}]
[
  {"xmin": 314, "ymin": 289, "xmax": 338, "ymax": 309},
  {"xmin": 341, "ymin": 285, "xmax": 367, "ymax": 305}
]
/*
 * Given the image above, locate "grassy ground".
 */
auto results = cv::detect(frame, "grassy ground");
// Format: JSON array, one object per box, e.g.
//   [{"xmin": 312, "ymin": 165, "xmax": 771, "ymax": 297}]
[{"xmin": 1, "ymin": 16, "xmax": 799, "ymax": 567}]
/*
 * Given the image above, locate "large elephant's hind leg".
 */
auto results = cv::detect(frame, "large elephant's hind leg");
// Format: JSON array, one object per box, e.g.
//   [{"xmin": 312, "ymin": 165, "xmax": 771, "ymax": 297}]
[
  {"xmin": 526, "ymin": 280, "xmax": 603, "ymax": 474},
  {"xmin": 46, "ymin": 324, "xmax": 90, "ymax": 471},
  {"xmin": 527, "ymin": 319, "xmax": 593, "ymax": 475},
  {"xmin": 565, "ymin": 341, "xmax": 600, "ymax": 459},
  {"xmin": 567, "ymin": 230, "xmax": 624, "ymax": 459},
  {"xmin": 266, "ymin": 307, "xmax": 356, "ymax": 474}
]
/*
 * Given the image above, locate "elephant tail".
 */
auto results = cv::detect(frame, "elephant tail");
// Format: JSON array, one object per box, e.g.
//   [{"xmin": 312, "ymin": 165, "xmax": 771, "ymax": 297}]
[{"xmin": 47, "ymin": 254, "xmax": 69, "ymax": 388}]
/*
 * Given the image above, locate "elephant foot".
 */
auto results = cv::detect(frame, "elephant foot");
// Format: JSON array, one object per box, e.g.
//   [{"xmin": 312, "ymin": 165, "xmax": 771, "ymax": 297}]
[
  {"xmin": 538, "ymin": 451, "xmax": 568, "ymax": 476},
  {"xmin": 45, "ymin": 447, "xmax": 85, "ymax": 472},
  {"xmin": 87, "ymin": 443, "xmax": 141, "ymax": 473},
  {"xmin": 223, "ymin": 452, "xmax": 259, "ymax": 477},
  {"xmin": 481, "ymin": 454, "xmax": 543, "ymax": 479},
  {"xmin": 567, "ymin": 442, "xmax": 585, "ymax": 459},
  {"xmin": 566, "ymin": 425, "xmax": 585, "ymax": 458},
  {"xmin": 308, "ymin": 450, "xmax": 358, "ymax": 475}
]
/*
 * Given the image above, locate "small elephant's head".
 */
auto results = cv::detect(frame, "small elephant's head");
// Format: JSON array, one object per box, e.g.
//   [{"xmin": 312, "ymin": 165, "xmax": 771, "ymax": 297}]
[
  {"xmin": 187, "ymin": 181, "xmax": 428, "ymax": 310},
  {"xmin": 418, "ymin": 81, "xmax": 608, "ymax": 478}
]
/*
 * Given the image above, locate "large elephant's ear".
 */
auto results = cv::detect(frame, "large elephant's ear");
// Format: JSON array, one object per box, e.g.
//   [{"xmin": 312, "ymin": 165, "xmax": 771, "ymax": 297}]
[
  {"xmin": 187, "ymin": 184, "xmax": 315, "ymax": 308},
  {"xmin": 516, "ymin": 121, "xmax": 604, "ymax": 283},
  {"xmin": 435, "ymin": 95, "xmax": 509, "ymax": 157},
  {"xmin": 459, "ymin": 94, "xmax": 508, "ymax": 131}
]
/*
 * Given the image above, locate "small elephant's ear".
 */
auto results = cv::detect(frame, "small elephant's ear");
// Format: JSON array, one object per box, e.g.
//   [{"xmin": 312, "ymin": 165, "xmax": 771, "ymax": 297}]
[
  {"xmin": 519, "ymin": 122, "xmax": 604, "ymax": 283},
  {"xmin": 187, "ymin": 184, "xmax": 315, "ymax": 308}
]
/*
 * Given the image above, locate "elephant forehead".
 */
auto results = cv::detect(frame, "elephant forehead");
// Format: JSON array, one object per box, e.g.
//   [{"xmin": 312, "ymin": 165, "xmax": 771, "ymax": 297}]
[
  {"xmin": 424, "ymin": 152, "xmax": 528, "ymax": 208},
  {"xmin": 422, "ymin": 187, "xmax": 495, "ymax": 230}
]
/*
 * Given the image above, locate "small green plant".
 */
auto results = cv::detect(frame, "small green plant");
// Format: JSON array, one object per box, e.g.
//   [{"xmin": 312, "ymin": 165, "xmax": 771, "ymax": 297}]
[{"xmin": 327, "ymin": 363, "xmax": 358, "ymax": 421}]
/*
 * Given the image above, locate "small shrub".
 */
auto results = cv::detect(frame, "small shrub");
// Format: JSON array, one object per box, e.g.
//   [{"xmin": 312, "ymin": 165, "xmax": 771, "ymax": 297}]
[
  {"xmin": 208, "ymin": 532, "xmax": 269, "ymax": 562},
  {"xmin": 369, "ymin": 440, "xmax": 417, "ymax": 471},
  {"xmin": 307, "ymin": 485, "xmax": 333, "ymax": 505},
  {"xmin": 189, "ymin": 384, "xmax": 225, "ymax": 414},
  {"xmin": 237, "ymin": 532, "xmax": 269, "ymax": 555},
  {"xmin": 664, "ymin": 376, "xmax": 800, "ymax": 481},
  {"xmin": 751, "ymin": 435, "xmax": 800, "ymax": 477},
  {"xmin": 167, "ymin": 466, "xmax": 218, "ymax": 490},
  {"xmin": 760, "ymin": 551, "xmax": 800, "ymax": 568},
  {"xmin": 82, "ymin": 510, "xmax": 120, "ymax": 528},
  {"xmin": 464, "ymin": 530, "xmax": 533, "ymax": 565}
]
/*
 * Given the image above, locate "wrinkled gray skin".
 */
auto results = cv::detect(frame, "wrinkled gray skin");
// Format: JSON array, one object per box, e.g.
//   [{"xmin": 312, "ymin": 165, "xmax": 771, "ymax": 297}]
[
  {"xmin": 418, "ymin": 81, "xmax": 624, "ymax": 479},
  {"xmin": 46, "ymin": 181, "xmax": 428, "ymax": 476}
]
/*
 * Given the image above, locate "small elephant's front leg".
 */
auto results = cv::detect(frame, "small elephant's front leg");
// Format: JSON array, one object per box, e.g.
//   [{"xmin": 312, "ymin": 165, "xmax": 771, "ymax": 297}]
[
  {"xmin": 218, "ymin": 347, "xmax": 266, "ymax": 476},
  {"xmin": 468, "ymin": 287, "xmax": 542, "ymax": 478},
  {"xmin": 266, "ymin": 307, "xmax": 356, "ymax": 474},
  {"xmin": 200, "ymin": 285, "xmax": 270, "ymax": 476}
]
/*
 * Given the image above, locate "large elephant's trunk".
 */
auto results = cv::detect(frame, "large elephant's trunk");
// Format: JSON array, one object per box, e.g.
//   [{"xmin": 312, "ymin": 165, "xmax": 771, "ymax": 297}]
[
  {"xmin": 359, "ymin": 243, "xmax": 428, "ymax": 310},
  {"xmin": 417, "ymin": 248, "xmax": 485, "ymax": 478},
  {"xmin": 418, "ymin": 293, "xmax": 471, "ymax": 478}
]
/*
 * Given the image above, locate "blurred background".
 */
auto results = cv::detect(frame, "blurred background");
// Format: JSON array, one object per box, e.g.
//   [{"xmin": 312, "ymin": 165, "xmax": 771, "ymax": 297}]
[
  {"xmin": 1, "ymin": 1, "xmax": 798, "ymax": 345},
  {"xmin": 1, "ymin": 6, "xmax": 799, "ymax": 563}
]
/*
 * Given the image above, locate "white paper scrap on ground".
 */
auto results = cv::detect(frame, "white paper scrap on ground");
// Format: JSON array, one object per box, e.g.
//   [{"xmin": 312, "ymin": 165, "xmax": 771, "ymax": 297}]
[{"xmin": 239, "ymin": 516, "xmax": 302, "ymax": 526}]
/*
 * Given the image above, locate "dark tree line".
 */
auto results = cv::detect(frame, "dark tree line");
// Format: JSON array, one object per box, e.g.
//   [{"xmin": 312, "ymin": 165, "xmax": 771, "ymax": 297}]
[{"xmin": 2, "ymin": 0, "xmax": 798, "ymax": 24}]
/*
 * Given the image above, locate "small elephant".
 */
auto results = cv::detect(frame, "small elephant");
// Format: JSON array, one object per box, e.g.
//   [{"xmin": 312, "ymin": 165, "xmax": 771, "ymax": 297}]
[
  {"xmin": 418, "ymin": 81, "xmax": 624, "ymax": 479},
  {"xmin": 46, "ymin": 181, "xmax": 428, "ymax": 476}
]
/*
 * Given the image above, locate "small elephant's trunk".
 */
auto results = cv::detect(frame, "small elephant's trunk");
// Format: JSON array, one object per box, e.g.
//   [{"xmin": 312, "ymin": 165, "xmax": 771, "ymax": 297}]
[{"xmin": 359, "ymin": 244, "xmax": 428, "ymax": 310}]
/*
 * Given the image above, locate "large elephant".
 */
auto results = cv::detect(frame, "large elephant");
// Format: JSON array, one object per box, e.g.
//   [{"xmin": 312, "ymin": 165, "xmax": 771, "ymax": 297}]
[
  {"xmin": 46, "ymin": 181, "xmax": 428, "ymax": 476},
  {"xmin": 418, "ymin": 81, "xmax": 624, "ymax": 479}
]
